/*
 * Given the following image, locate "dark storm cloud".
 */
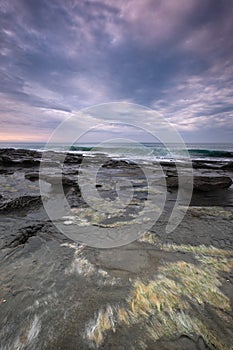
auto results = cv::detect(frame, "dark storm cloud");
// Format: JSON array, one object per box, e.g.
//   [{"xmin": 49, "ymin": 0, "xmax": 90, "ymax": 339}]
[{"xmin": 0, "ymin": 0, "xmax": 233, "ymax": 141}]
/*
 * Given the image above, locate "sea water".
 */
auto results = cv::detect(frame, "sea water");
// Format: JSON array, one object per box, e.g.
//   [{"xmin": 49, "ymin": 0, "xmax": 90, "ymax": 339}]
[{"xmin": 0, "ymin": 142, "xmax": 233, "ymax": 162}]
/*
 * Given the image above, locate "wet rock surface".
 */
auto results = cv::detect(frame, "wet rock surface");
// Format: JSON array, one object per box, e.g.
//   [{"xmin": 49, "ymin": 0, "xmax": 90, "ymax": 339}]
[
  {"xmin": 0, "ymin": 148, "xmax": 233, "ymax": 350},
  {"xmin": 0, "ymin": 195, "xmax": 42, "ymax": 213},
  {"xmin": 166, "ymin": 174, "xmax": 232, "ymax": 191}
]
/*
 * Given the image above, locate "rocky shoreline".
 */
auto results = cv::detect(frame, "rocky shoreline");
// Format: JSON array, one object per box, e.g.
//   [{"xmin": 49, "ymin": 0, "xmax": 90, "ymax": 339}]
[{"xmin": 0, "ymin": 148, "xmax": 233, "ymax": 350}]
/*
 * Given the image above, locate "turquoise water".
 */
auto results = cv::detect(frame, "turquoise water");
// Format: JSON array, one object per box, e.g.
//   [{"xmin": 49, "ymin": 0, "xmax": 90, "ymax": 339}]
[{"xmin": 0, "ymin": 142, "xmax": 233, "ymax": 161}]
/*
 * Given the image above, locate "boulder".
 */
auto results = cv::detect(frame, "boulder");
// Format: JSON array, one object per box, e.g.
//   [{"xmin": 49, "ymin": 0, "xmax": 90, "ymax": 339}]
[
  {"xmin": 166, "ymin": 175, "xmax": 232, "ymax": 191},
  {"xmin": 193, "ymin": 176, "xmax": 232, "ymax": 191}
]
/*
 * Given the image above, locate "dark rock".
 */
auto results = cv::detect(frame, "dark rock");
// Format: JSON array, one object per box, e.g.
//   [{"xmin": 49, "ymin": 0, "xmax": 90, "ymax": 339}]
[
  {"xmin": 221, "ymin": 161, "xmax": 233, "ymax": 170},
  {"xmin": 192, "ymin": 160, "xmax": 223, "ymax": 169},
  {"xmin": 22, "ymin": 158, "xmax": 40, "ymax": 166},
  {"xmin": 166, "ymin": 176, "xmax": 179, "ymax": 188},
  {"xmin": 0, "ymin": 148, "xmax": 83, "ymax": 168},
  {"xmin": 0, "ymin": 168, "xmax": 14, "ymax": 175},
  {"xmin": 0, "ymin": 148, "xmax": 42, "ymax": 158},
  {"xmin": 25, "ymin": 172, "xmax": 39, "ymax": 181},
  {"xmin": 25, "ymin": 172, "xmax": 79, "ymax": 188},
  {"xmin": 193, "ymin": 176, "xmax": 232, "ymax": 191},
  {"xmin": 166, "ymin": 170, "xmax": 178, "ymax": 177},
  {"xmin": 0, "ymin": 151, "xmax": 40, "ymax": 167},
  {"xmin": 155, "ymin": 335, "xmax": 198, "ymax": 350},
  {"xmin": 102, "ymin": 159, "xmax": 133, "ymax": 168},
  {"xmin": 64, "ymin": 153, "xmax": 83, "ymax": 164},
  {"xmin": 41, "ymin": 160, "xmax": 61, "ymax": 167},
  {"xmin": 159, "ymin": 161, "xmax": 177, "ymax": 167},
  {"xmin": 197, "ymin": 336, "xmax": 211, "ymax": 350},
  {"xmin": 0, "ymin": 155, "xmax": 17, "ymax": 165},
  {"xmin": 40, "ymin": 174, "xmax": 78, "ymax": 187},
  {"xmin": 66, "ymin": 189, "xmax": 86, "ymax": 207},
  {"xmin": 166, "ymin": 175, "xmax": 232, "ymax": 191},
  {"xmin": 0, "ymin": 195, "xmax": 42, "ymax": 212},
  {"xmin": 5, "ymin": 224, "xmax": 44, "ymax": 248},
  {"xmin": 41, "ymin": 151, "xmax": 83, "ymax": 164}
]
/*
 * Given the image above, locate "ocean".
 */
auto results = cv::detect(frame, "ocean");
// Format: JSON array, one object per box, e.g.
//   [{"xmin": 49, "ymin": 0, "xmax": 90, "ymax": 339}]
[{"xmin": 0, "ymin": 142, "xmax": 233, "ymax": 162}]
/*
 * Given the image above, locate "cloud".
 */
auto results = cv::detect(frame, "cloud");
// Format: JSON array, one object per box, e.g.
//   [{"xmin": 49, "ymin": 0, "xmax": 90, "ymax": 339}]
[
  {"xmin": 152, "ymin": 69, "xmax": 233, "ymax": 136},
  {"xmin": 0, "ymin": 0, "xmax": 233, "ymax": 141}
]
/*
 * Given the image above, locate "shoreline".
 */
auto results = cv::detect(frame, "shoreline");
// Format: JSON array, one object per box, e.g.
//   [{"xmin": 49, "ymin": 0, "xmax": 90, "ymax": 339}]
[{"xmin": 0, "ymin": 147, "xmax": 233, "ymax": 349}]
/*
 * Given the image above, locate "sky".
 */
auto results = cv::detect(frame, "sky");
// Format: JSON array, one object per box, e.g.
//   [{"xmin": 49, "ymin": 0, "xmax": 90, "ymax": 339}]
[{"xmin": 0, "ymin": 0, "xmax": 233, "ymax": 143}]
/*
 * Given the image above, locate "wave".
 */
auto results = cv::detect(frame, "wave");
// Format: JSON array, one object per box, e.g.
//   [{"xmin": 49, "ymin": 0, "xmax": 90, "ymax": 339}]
[
  {"xmin": 188, "ymin": 149, "xmax": 233, "ymax": 158},
  {"xmin": 69, "ymin": 145, "xmax": 233, "ymax": 159},
  {"xmin": 5, "ymin": 143, "xmax": 231, "ymax": 160},
  {"xmin": 69, "ymin": 145, "xmax": 153, "ymax": 156}
]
